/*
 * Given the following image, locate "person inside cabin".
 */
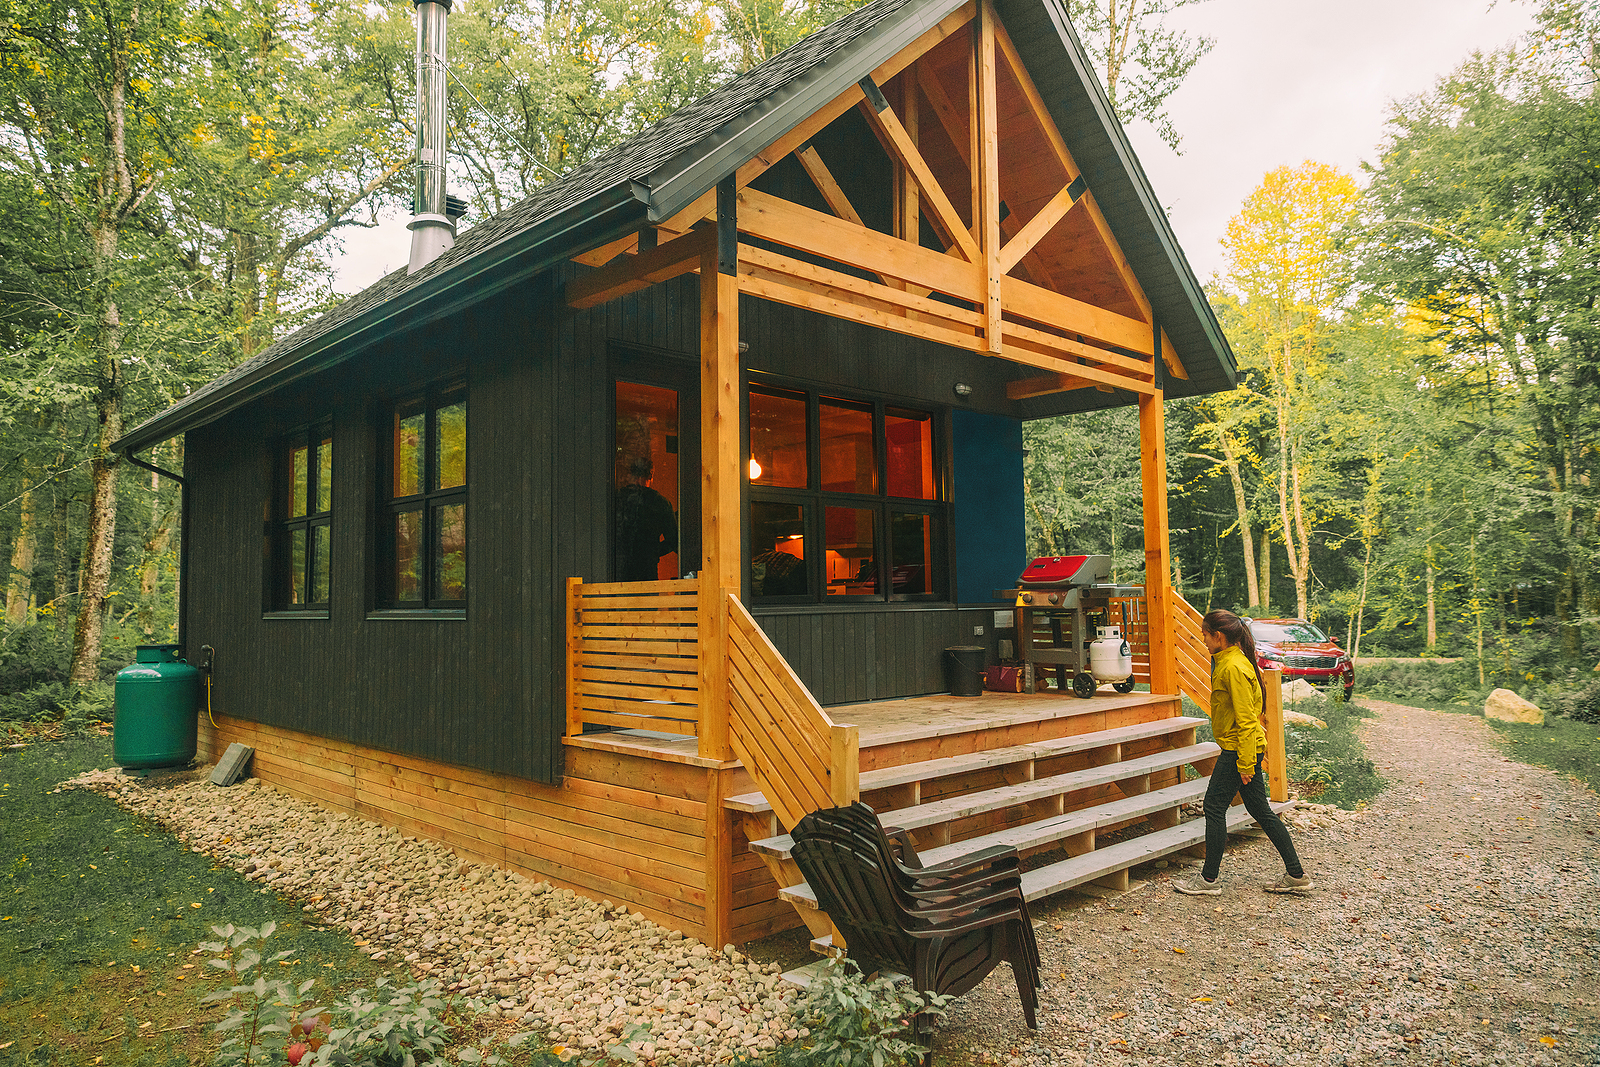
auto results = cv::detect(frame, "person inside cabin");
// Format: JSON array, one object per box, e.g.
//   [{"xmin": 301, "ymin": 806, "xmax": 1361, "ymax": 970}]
[
  {"xmin": 1173, "ymin": 608, "xmax": 1314, "ymax": 896},
  {"xmin": 615, "ymin": 457, "xmax": 678, "ymax": 582},
  {"xmin": 752, "ymin": 530, "xmax": 807, "ymax": 597}
]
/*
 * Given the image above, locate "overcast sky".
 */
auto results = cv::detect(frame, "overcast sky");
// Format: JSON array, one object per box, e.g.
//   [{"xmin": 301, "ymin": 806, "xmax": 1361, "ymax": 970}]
[{"xmin": 329, "ymin": 0, "xmax": 1539, "ymax": 294}]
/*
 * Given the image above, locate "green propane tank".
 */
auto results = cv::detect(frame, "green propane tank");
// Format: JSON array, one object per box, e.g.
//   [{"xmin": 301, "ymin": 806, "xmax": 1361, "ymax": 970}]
[{"xmin": 113, "ymin": 644, "xmax": 202, "ymax": 769}]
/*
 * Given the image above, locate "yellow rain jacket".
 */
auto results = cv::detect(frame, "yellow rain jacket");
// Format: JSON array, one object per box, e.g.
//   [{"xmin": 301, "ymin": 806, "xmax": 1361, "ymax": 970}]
[{"xmin": 1209, "ymin": 645, "xmax": 1265, "ymax": 775}]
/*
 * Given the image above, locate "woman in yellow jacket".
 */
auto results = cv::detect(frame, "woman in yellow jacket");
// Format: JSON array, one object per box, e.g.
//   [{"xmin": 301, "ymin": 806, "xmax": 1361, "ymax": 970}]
[{"xmin": 1173, "ymin": 609, "xmax": 1313, "ymax": 896}]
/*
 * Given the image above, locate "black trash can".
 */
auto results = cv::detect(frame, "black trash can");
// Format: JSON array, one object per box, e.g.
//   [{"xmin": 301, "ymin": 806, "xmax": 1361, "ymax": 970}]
[{"xmin": 945, "ymin": 645, "xmax": 986, "ymax": 697}]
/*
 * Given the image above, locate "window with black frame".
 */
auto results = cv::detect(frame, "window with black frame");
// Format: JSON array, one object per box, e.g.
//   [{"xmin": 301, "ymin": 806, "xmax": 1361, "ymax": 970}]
[
  {"xmin": 273, "ymin": 421, "xmax": 333, "ymax": 612},
  {"xmin": 382, "ymin": 382, "xmax": 466, "ymax": 609},
  {"xmin": 747, "ymin": 384, "xmax": 943, "ymax": 602}
]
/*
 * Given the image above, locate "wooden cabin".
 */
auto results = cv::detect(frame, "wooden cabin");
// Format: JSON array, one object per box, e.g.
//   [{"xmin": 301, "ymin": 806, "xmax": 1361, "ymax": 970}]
[{"xmin": 117, "ymin": 0, "xmax": 1287, "ymax": 951}]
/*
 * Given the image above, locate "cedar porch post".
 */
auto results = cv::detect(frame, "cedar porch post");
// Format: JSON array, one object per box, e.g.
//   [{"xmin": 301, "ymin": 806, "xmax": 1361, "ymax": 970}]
[
  {"xmin": 1139, "ymin": 390, "xmax": 1178, "ymax": 695},
  {"xmin": 698, "ymin": 178, "xmax": 740, "ymax": 761},
  {"xmin": 699, "ymin": 178, "xmax": 740, "ymax": 951}
]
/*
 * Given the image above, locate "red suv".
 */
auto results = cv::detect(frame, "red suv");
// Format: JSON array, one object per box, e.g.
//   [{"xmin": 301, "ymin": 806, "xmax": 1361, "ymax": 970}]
[{"xmin": 1247, "ymin": 618, "xmax": 1355, "ymax": 700}]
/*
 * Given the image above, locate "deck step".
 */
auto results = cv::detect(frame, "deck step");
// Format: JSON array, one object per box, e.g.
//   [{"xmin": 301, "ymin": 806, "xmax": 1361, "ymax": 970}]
[
  {"xmin": 724, "ymin": 716, "xmax": 1208, "ymax": 816},
  {"xmin": 751, "ymin": 777, "xmax": 1209, "ymax": 863},
  {"xmin": 1017, "ymin": 801, "xmax": 1293, "ymax": 902},
  {"xmin": 778, "ymin": 800, "xmax": 1293, "ymax": 910}
]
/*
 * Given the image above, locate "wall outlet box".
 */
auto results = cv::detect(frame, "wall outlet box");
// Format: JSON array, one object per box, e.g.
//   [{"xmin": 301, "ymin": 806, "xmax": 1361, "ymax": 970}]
[
  {"xmin": 973, "ymin": 625, "xmax": 984, "ymax": 636},
  {"xmin": 993, "ymin": 610, "xmax": 1013, "ymax": 630}
]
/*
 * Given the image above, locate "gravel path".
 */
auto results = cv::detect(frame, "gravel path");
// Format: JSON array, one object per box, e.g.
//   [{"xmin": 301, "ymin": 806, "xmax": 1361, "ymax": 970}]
[
  {"xmin": 933, "ymin": 698, "xmax": 1600, "ymax": 1066},
  {"xmin": 62, "ymin": 768, "xmax": 800, "ymax": 1064}
]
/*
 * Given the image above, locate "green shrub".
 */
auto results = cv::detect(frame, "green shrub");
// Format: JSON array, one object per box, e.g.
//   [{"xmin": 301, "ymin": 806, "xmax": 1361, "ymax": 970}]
[
  {"xmin": 0, "ymin": 680, "xmax": 113, "ymax": 730},
  {"xmin": 1549, "ymin": 679, "xmax": 1600, "ymax": 724},
  {"xmin": 772, "ymin": 957, "xmax": 949, "ymax": 1067}
]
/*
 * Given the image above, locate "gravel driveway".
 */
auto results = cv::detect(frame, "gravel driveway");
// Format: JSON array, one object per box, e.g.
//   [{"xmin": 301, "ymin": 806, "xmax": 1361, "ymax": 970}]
[{"xmin": 933, "ymin": 698, "xmax": 1600, "ymax": 1067}]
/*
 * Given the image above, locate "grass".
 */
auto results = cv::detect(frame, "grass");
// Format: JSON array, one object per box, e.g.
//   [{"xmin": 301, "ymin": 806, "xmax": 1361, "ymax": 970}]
[
  {"xmin": 0, "ymin": 734, "xmax": 537, "ymax": 1067},
  {"xmin": 1182, "ymin": 690, "xmax": 1385, "ymax": 810}
]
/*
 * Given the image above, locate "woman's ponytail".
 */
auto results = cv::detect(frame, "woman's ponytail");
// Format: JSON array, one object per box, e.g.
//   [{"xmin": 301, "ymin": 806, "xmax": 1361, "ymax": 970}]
[{"xmin": 1201, "ymin": 609, "xmax": 1267, "ymax": 694}]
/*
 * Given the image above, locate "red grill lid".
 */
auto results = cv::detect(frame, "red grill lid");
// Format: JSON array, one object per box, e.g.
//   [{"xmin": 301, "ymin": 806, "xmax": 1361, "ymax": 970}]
[{"xmin": 1018, "ymin": 554, "xmax": 1111, "ymax": 586}]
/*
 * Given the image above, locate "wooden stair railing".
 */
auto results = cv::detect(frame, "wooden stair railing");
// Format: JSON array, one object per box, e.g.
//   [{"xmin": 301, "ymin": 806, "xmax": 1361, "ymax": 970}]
[
  {"xmin": 1172, "ymin": 594, "xmax": 1213, "ymax": 713},
  {"xmin": 724, "ymin": 591, "xmax": 859, "ymax": 827}
]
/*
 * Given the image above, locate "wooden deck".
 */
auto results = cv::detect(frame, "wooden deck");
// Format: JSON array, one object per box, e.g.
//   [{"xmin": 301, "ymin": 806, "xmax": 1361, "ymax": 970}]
[{"xmin": 566, "ymin": 688, "xmax": 1175, "ymax": 766}]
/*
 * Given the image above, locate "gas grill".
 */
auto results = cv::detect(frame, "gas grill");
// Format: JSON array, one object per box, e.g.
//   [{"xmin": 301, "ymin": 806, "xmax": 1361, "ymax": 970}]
[{"xmin": 1004, "ymin": 555, "xmax": 1143, "ymax": 698}]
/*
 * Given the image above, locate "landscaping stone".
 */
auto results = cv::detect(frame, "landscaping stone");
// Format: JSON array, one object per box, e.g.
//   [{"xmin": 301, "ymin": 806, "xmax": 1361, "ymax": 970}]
[
  {"xmin": 1281, "ymin": 678, "xmax": 1325, "ymax": 703},
  {"xmin": 1484, "ymin": 687, "xmax": 1543, "ymax": 725},
  {"xmin": 60, "ymin": 766, "xmax": 797, "ymax": 1065},
  {"xmin": 1283, "ymin": 709, "xmax": 1328, "ymax": 729}
]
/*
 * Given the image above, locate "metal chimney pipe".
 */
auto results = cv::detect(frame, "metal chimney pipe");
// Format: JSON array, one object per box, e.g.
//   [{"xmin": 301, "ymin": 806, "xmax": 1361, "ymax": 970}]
[{"xmin": 408, "ymin": 0, "xmax": 454, "ymax": 274}]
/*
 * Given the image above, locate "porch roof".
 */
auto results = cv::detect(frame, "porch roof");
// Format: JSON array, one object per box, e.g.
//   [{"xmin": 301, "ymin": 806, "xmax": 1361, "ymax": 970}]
[{"xmin": 117, "ymin": 0, "xmax": 1235, "ymax": 456}]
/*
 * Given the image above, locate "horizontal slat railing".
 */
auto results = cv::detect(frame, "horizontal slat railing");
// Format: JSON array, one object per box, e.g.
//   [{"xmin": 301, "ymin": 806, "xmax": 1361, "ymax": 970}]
[
  {"xmin": 725, "ymin": 591, "xmax": 858, "ymax": 830},
  {"xmin": 1172, "ymin": 594, "xmax": 1213, "ymax": 712},
  {"xmin": 566, "ymin": 577, "xmax": 701, "ymax": 736},
  {"xmin": 1109, "ymin": 596, "xmax": 1153, "ymax": 684}
]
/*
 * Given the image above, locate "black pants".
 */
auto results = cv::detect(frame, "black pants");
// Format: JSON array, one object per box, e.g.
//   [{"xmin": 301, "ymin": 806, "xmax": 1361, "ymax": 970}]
[{"xmin": 1202, "ymin": 749, "xmax": 1303, "ymax": 881}]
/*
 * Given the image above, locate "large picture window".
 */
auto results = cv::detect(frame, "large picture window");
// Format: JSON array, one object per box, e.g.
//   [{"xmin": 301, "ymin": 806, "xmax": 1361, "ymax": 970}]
[
  {"xmin": 382, "ymin": 381, "xmax": 466, "ymax": 609},
  {"xmin": 748, "ymin": 384, "xmax": 943, "ymax": 602},
  {"xmin": 273, "ymin": 421, "xmax": 333, "ymax": 612}
]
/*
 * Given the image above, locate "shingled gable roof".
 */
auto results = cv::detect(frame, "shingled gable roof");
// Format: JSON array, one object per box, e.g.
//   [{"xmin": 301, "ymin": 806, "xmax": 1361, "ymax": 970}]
[{"xmin": 117, "ymin": 0, "xmax": 1235, "ymax": 455}]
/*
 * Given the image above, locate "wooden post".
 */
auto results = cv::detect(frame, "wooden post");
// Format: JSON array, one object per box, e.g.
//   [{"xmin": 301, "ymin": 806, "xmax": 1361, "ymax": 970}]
[
  {"xmin": 975, "ymin": 0, "xmax": 1002, "ymax": 353},
  {"xmin": 698, "ymin": 179, "xmax": 740, "ymax": 762},
  {"xmin": 1262, "ymin": 668, "xmax": 1288, "ymax": 803},
  {"xmin": 1138, "ymin": 390, "xmax": 1178, "ymax": 696},
  {"xmin": 704, "ymin": 766, "xmax": 733, "ymax": 950},
  {"xmin": 565, "ymin": 577, "xmax": 583, "ymax": 737}
]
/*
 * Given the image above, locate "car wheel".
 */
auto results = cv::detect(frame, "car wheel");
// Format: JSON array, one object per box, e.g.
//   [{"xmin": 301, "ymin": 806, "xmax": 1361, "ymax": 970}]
[{"xmin": 1072, "ymin": 672, "xmax": 1096, "ymax": 699}]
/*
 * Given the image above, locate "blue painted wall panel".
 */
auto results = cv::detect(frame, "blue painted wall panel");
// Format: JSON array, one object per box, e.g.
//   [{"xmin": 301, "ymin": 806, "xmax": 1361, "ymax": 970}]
[{"xmin": 951, "ymin": 409, "xmax": 1025, "ymax": 606}]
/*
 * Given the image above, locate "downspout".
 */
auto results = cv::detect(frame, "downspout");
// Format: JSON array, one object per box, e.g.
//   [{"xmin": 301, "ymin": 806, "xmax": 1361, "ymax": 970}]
[{"xmin": 124, "ymin": 448, "xmax": 189, "ymax": 659}]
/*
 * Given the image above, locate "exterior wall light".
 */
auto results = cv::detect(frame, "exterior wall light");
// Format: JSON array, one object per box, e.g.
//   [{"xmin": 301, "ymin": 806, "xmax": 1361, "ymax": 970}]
[{"xmin": 953, "ymin": 383, "xmax": 973, "ymax": 397}]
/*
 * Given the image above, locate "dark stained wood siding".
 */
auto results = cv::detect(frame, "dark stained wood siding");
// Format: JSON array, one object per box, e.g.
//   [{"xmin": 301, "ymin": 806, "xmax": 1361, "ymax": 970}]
[{"xmin": 186, "ymin": 279, "xmax": 561, "ymax": 784}]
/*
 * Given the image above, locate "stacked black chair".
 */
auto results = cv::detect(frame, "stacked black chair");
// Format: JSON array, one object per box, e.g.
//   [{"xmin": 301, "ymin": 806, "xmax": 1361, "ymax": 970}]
[{"xmin": 789, "ymin": 802, "xmax": 1041, "ymax": 1059}]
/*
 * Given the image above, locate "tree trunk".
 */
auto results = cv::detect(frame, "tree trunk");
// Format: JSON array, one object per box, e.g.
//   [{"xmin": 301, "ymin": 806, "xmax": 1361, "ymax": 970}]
[
  {"xmin": 1425, "ymin": 543, "xmax": 1437, "ymax": 651},
  {"xmin": 1289, "ymin": 446, "xmax": 1311, "ymax": 619},
  {"xmin": 6, "ymin": 487, "xmax": 37, "ymax": 627},
  {"xmin": 1351, "ymin": 531, "xmax": 1372, "ymax": 660},
  {"xmin": 1258, "ymin": 533, "xmax": 1271, "ymax": 616},
  {"xmin": 52, "ymin": 482, "xmax": 71, "ymax": 641},
  {"xmin": 1218, "ymin": 436, "xmax": 1260, "ymax": 609}
]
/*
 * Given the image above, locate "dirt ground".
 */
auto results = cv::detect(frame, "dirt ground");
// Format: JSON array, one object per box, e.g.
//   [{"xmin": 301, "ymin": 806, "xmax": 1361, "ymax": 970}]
[{"xmin": 909, "ymin": 698, "xmax": 1600, "ymax": 1066}]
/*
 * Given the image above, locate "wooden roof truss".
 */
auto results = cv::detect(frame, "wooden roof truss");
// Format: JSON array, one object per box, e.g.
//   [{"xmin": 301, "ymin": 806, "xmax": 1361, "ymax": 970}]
[{"xmin": 569, "ymin": 0, "xmax": 1188, "ymax": 402}]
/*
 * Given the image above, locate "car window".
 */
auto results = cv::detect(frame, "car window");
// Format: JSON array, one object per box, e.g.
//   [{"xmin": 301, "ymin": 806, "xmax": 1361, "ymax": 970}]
[{"xmin": 1250, "ymin": 621, "xmax": 1329, "ymax": 643}]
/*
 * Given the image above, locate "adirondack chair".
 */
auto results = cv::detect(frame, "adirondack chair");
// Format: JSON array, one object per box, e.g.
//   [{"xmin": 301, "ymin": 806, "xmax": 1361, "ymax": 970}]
[{"xmin": 789, "ymin": 803, "xmax": 1041, "ymax": 1053}]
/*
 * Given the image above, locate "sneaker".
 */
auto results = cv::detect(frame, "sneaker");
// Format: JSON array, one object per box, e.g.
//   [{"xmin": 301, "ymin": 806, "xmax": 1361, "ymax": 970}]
[
  {"xmin": 1264, "ymin": 873, "xmax": 1314, "ymax": 894},
  {"xmin": 1172, "ymin": 876, "xmax": 1222, "ymax": 896}
]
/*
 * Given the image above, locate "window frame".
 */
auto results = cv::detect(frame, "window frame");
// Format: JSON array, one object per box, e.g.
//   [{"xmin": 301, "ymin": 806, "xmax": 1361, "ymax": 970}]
[
  {"xmin": 267, "ymin": 419, "xmax": 334, "ymax": 618},
  {"xmin": 746, "ymin": 380, "xmax": 947, "ymax": 605},
  {"xmin": 376, "ymin": 379, "xmax": 467, "ymax": 613}
]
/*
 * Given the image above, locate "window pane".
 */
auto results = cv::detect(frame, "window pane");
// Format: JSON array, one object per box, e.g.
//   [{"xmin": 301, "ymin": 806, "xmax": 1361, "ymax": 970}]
[
  {"xmin": 751, "ymin": 501, "xmax": 808, "ymax": 597},
  {"xmin": 748, "ymin": 388, "xmax": 808, "ymax": 488},
  {"xmin": 393, "ymin": 509, "xmax": 421, "ymax": 602},
  {"xmin": 432, "ymin": 503, "xmax": 467, "ymax": 601},
  {"xmin": 288, "ymin": 527, "xmax": 306, "ymax": 605},
  {"xmin": 393, "ymin": 401, "xmax": 425, "ymax": 498},
  {"xmin": 311, "ymin": 523, "xmax": 330, "ymax": 605},
  {"xmin": 435, "ymin": 400, "xmax": 466, "ymax": 490},
  {"xmin": 289, "ymin": 445, "xmax": 308, "ymax": 518},
  {"xmin": 316, "ymin": 436, "xmax": 333, "ymax": 514},
  {"xmin": 886, "ymin": 409, "xmax": 935, "ymax": 500},
  {"xmin": 890, "ymin": 512, "xmax": 934, "ymax": 595},
  {"xmin": 825, "ymin": 506, "xmax": 876, "ymax": 596},
  {"xmin": 820, "ymin": 399, "xmax": 876, "ymax": 494},
  {"xmin": 615, "ymin": 381, "xmax": 681, "ymax": 582}
]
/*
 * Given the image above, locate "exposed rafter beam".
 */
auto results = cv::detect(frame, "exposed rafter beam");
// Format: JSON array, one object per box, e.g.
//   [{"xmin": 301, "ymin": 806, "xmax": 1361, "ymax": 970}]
[
  {"xmin": 992, "ymin": 19, "xmax": 1188, "ymax": 381},
  {"xmin": 1006, "ymin": 372, "xmax": 1099, "ymax": 400},
  {"xmin": 795, "ymin": 143, "xmax": 865, "ymax": 227},
  {"xmin": 565, "ymin": 225, "xmax": 715, "ymax": 309},
  {"xmin": 856, "ymin": 75, "xmax": 982, "ymax": 263},
  {"xmin": 998, "ymin": 176, "xmax": 1083, "ymax": 274}
]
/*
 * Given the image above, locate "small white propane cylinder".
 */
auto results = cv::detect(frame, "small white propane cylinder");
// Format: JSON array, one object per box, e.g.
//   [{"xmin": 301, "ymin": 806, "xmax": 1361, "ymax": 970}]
[{"xmin": 1089, "ymin": 625, "xmax": 1133, "ymax": 682}]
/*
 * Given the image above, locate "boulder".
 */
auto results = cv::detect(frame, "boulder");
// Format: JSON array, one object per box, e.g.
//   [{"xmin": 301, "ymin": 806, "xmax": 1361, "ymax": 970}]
[
  {"xmin": 1283, "ymin": 709, "xmax": 1328, "ymax": 729},
  {"xmin": 1484, "ymin": 688, "xmax": 1543, "ymax": 725},
  {"xmin": 1281, "ymin": 678, "xmax": 1325, "ymax": 703}
]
